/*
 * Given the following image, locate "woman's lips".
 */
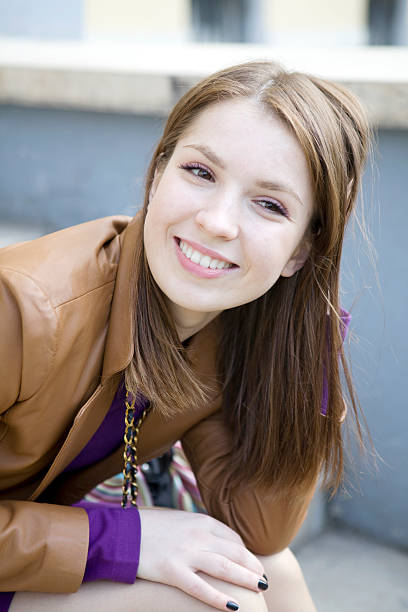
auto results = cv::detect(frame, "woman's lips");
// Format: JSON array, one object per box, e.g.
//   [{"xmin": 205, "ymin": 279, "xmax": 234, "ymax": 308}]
[
  {"xmin": 176, "ymin": 236, "xmax": 237, "ymax": 266},
  {"xmin": 174, "ymin": 237, "xmax": 238, "ymax": 278}
]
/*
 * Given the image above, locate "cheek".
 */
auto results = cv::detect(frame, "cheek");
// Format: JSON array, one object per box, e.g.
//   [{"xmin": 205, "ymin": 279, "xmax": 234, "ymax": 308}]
[
  {"xmin": 246, "ymin": 229, "xmax": 300, "ymax": 285},
  {"xmin": 253, "ymin": 263, "xmax": 281, "ymax": 295},
  {"xmin": 244, "ymin": 243, "xmax": 281, "ymax": 295},
  {"xmin": 155, "ymin": 173, "xmax": 200, "ymax": 208}
]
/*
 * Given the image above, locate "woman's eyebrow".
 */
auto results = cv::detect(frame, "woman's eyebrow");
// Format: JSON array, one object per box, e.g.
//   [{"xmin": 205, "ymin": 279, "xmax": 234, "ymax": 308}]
[
  {"xmin": 183, "ymin": 144, "xmax": 226, "ymax": 169},
  {"xmin": 183, "ymin": 143, "xmax": 303, "ymax": 205},
  {"xmin": 256, "ymin": 180, "xmax": 303, "ymax": 206}
]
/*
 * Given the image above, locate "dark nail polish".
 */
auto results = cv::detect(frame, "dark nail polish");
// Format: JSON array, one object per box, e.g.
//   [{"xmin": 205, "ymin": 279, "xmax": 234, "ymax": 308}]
[
  {"xmin": 226, "ymin": 602, "xmax": 239, "ymax": 611},
  {"xmin": 263, "ymin": 573, "xmax": 268, "ymax": 582},
  {"xmin": 258, "ymin": 578, "xmax": 268, "ymax": 591}
]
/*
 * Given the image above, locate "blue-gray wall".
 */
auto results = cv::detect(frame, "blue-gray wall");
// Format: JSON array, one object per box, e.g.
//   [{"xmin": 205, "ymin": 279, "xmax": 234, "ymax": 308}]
[
  {"xmin": 331, "ymin": 128, "xmax": 408, "ymax": 551},
  {"xmin": 0, "ymin": 106, "xmax": 164, "ymax": 230},
  {"xmin": 0, "ymin": 105, "xmax": 407, "ymax": 550}
]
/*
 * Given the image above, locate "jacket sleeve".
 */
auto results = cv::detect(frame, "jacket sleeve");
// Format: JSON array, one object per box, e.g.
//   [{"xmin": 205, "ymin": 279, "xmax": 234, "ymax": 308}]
[
  {"xmin": 0, "ymin": 501, "xmax": 89, "ymax": 592},
  {"xmin": 0, "ymin": 267, "xmax": 22, "ymax": 414},
  {"xmin": 0, "ymin": 265, "xmax": 58, "ymax": 413},
  {"xmin": 181, "ymin": 410, "xmax": 317, "ymax": 556},
  {"xmin": 0, "ymin": 267, "xmax": 89, "ymax": 593}
]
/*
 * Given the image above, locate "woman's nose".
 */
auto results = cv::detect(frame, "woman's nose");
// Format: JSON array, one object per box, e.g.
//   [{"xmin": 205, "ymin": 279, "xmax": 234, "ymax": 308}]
[{"xmin": 195, "ymin": 194, "xmax": 239, "ymax": 240}]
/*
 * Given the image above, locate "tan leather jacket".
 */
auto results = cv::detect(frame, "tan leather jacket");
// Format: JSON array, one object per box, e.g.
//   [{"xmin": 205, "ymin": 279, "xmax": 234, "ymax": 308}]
[{"xmin": 0, "ymin": 215, "xmax": 315, "ymax": 594}]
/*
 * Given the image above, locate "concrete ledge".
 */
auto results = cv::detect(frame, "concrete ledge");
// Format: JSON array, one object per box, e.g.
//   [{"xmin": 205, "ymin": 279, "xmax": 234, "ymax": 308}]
[
  {"xmin": 1, "ymin": 38, "xmax": 408, "ymax": 126},
  {"xmin": 297, "ymin": 528, "xmax": 408, "ymax": 611},
  {"xmin": 0, "ymin": 66, "xmax": 174, "ymax": 115}
]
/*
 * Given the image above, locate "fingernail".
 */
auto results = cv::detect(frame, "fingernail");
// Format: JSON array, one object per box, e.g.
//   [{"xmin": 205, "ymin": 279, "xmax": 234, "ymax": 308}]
[
  {"xmin": 263, "ymin": 573, "xmax": 268, "ymax": 582},
  {"xmin": 258, "ymin": 578, "xmax": 268, "ymax": 591},
  {"xmin": 226, "ymin": 602, "xmax": 239, "ymax": 611}
]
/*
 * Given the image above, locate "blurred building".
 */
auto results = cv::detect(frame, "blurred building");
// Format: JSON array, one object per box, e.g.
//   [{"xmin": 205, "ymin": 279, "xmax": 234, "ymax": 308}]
[{"xmin": 0, "ymin": 0, "xmax": 407, "ymax": 45}]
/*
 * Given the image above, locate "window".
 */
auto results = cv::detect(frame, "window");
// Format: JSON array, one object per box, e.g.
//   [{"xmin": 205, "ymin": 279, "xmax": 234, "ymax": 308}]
[
  {"xmin": 191, "ymin": 0, "xmax": 250, "ymax": 42},
  {"xmin": 368, "ymin": 0, "xmax": 408, "ymax": 45}
]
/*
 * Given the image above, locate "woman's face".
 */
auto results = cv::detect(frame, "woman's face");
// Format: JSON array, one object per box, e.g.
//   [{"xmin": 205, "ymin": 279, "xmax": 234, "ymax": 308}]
[{"xmin": 144, "ymin": 98, "xmax": 315, "ymax": 339}]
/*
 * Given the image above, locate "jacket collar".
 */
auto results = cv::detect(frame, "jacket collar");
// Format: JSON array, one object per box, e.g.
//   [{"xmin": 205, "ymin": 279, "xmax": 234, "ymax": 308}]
[{"xmin": 101, "ymin": 213, "xmax": 142, "ymax": 383}]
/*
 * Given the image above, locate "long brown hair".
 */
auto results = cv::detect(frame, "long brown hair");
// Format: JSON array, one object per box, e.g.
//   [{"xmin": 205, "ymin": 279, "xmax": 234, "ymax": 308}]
[{"xmin": 125, "ymin": 61, "xmax": 371, "ymax": 496}]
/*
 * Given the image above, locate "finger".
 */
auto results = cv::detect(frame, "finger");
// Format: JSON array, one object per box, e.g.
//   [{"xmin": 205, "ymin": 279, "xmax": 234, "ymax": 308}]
[
  {"xmin": 177, "ymin": 570, "xmax": 242, "ymax": 611},
  {"xmin": 196, "ymin": 551, "xmax": 268, "ymax": 594},
  {"xmin": 208, "ymin": 536, "xmax": 265, "ymax": 576}
]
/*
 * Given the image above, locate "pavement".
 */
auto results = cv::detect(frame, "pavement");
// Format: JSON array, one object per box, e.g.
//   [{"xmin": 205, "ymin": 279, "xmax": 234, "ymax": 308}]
[
  {"xmin": 2, "ymin": 222, "xmax": 408, "ymax": 611},
  {"xmin": 297, "ymin": 528, "xmax": 408, "ymax": 612}
]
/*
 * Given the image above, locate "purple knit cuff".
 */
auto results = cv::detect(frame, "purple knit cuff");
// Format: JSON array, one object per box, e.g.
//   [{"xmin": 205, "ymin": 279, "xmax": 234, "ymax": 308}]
[
  {"xmin": 0, "ymin": 592, "xmax": 14, "ymax": 612},
  {"xmin": 74, "ymin": 501, "xmax": 141, "ymax": 584}
]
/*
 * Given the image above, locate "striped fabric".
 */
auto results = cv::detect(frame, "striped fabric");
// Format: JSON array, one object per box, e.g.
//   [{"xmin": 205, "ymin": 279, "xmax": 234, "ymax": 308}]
[
  {"xmin": 169, "ymin": 441, "xmax": 206, "ymax": 512},
  {"xmin": 84, "ymin": 441, "xmax": 206, "ymax": 513}
]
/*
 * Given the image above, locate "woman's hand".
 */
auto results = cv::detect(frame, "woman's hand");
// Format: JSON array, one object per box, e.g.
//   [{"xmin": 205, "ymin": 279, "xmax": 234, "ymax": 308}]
[{"xmin": 137, "ymin": 507, "xmax": 268, "ymax": 610}]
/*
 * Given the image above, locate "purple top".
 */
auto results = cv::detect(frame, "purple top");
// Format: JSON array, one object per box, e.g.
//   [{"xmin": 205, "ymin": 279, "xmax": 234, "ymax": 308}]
[{"xmin": 67, "ymin": 380, "xmax": 148, "ymax": 472}]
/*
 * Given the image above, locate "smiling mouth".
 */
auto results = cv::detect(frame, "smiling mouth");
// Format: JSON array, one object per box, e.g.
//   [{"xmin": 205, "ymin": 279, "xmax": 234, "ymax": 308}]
[{"xmin": 176, "ymin": 238, "xmax": 237, "ymax": 270}]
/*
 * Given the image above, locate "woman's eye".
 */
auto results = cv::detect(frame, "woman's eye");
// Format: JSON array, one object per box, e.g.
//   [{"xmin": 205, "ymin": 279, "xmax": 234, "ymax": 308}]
[
  {"xmin": 256, "ymin": 199, "xmax": 289, "ymax": 218},
  {"xmin": 180, "ymin": 163, "xmax": 214, "ymax": 181}
]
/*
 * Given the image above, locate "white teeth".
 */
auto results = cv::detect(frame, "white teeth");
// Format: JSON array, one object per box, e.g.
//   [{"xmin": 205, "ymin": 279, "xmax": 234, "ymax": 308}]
[
  {"xmin": 179, "ymin": 240, "xmax": 232, "ymax": 270},
  {"xmin": 190, "ymin": 250, "xmax": 201, "ymax": 264},
  {"xmin": 199, "ymin": 255, "xmax": 211, "ymax": 268}
]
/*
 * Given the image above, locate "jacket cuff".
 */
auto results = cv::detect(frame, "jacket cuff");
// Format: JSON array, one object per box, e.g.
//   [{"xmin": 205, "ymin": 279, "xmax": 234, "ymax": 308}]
[{"xmin": 43, "ymin": 504, "xmax": 89, "ymax": 592}]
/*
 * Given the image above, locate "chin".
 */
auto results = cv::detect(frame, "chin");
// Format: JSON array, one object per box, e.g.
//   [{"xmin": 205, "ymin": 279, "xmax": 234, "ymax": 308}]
[{"xmin": 172, "ymin": 299, "xmax": 223, "ymax": 314}]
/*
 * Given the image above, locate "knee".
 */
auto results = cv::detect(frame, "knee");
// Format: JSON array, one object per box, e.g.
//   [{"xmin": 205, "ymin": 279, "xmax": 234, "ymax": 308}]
[
  {"xmin": 232, "ymin": 587, "xmax": 268, "ymax": 612},
  {"xmin": 260, "ymin": 548, "xmax": 304, "ymax": 586},
  {"xmin": 257, "ymin": 548, "xmax": 316, "ymax": 612}
]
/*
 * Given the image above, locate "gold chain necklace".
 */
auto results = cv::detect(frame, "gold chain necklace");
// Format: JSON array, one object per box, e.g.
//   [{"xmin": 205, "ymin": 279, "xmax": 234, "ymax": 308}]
[{"xmin": 121, "ymin": 386, "xmax": 151, "ymax": 508}]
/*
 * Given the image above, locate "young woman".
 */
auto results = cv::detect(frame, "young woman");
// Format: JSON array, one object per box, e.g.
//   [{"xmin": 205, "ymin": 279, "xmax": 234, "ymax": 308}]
[{"xmin": 0, "ymin": 61, "xmax": 370, "ymax": 611}]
